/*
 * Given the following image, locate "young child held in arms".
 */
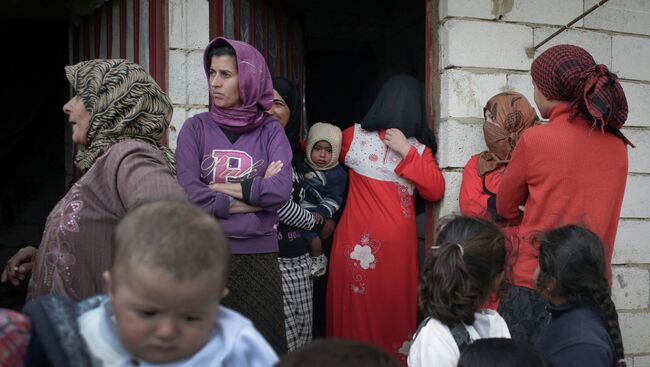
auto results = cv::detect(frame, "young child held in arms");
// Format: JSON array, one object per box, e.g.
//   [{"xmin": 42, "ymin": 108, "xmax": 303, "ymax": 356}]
[
  {"xmin": 535, "ymin": 225, "xmax": 626, "ymax": 367},
  {"xmin": 78, "ymin": 201, "xmax": 278, "ymax": 366},
  {"xmin": 301, "ymin": 122, "xmax": 347, "ymax": 277},
  {"xmin": 408, "ymin": 216, "xmax": 510, "ymax": 367}
]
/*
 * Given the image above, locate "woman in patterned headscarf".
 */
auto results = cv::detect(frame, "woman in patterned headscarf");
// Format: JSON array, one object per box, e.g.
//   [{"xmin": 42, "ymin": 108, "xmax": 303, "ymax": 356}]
[
  {"xmin": 496, "ymin": 44, "xmax": 630, "ymax": 344},
  {"xmin": 460, "ymin": 91, "xmax": 539, "ymax": 222},
  {"xmin": 1, "ymin": 59, "xmax": 186, "ymax": 301}
]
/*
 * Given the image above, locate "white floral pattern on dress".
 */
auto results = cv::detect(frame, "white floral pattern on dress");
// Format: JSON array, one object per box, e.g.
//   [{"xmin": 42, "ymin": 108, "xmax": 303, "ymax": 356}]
[
  {"xmin": 50, "ymin": 189, "xmax": 83, "ymax": 234},
  {"xmin": 43, "ymin": 240, "xmax": 78, "ymax": 298},
  {"xmin": 397, "ymin": 183, "xmax": 413, "ymax": 219},
  {"xmin": 345, "ymin": 232, "xmax": 381, "ymax": 295},
  {"xmin": 345, "ymin": 124, "xmax": 425, "ymax": 188}
]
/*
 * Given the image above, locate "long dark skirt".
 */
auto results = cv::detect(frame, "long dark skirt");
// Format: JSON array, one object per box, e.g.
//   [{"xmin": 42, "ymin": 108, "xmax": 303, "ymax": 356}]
[
  {"xmin": 221, "ymin": 252, "xmax": 288, "ymax": 355},
  {"xmin": 498, "ymin": 284, "xmax": 549, "ymax": 344}
]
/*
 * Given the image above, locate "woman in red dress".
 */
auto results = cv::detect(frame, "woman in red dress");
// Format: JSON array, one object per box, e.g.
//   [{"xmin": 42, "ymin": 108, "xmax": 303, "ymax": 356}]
[{"xmin": 326, "ymin": 75, "xmax": 444, "ymax": 362}]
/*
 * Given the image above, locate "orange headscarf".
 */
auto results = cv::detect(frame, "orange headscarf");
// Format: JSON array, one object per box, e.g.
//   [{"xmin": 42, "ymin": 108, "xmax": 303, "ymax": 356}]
[{"xmin": 477, "ymin": 92, "xmax": 538, "ymax": 176}]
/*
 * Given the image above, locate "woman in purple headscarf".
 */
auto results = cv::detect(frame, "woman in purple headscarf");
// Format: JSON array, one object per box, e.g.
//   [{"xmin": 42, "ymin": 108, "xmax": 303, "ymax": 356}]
[{"xmin": 175, "ymin": 37, "xmax": 292, "ymax": 354}]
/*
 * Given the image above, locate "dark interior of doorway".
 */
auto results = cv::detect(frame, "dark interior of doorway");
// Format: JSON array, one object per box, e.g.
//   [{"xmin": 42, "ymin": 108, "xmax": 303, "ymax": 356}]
[
  {"xmin": 0, "ymin": 17, "xmax": 69, "ymax": 310},
  {"xmin": 280, "ymin": 0, "xmax": 425, "ymax": 130},
  {"xmin": 278, "ymin": 0, "xmax": 426, "ymax": 337}
]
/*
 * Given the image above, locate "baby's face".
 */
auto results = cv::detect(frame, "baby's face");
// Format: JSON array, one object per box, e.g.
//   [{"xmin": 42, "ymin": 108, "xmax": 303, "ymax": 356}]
[
  {"xmin": 106, "ymin": 266, "xmax": 223, "ymax": 364},
  {"xmin": 311, "ymin": 140, "xmax": 333, "ymax": 168}
]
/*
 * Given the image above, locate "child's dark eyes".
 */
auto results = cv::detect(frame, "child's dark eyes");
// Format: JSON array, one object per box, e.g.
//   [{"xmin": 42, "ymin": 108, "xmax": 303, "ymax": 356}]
[
  {"xmin": 185, "ymin": 315, "xmax": 203, "ymax": 322},
  {"xmin": 137, "ymin": 310, "xmax": 158, "ymax": 318}
]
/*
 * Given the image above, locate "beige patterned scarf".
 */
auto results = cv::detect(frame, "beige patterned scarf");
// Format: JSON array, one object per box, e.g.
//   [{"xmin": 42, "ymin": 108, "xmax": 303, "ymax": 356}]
[{"xmin": 64, "ymin": 59, "xmax": 176, "ymax": 174}]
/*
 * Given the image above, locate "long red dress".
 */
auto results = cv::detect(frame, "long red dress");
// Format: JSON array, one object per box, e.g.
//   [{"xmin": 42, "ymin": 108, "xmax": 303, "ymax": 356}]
[{"xmin": 326, "ymin": 124, "xmax": 444, "ymax": 362}]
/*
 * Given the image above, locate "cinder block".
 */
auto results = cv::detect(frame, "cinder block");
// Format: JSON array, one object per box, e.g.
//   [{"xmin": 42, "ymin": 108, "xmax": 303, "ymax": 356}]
[
  {"xmin": 612, "ymin": 35, "xmax": 650, "ymax": 81},
  {"xmin": 441, "ymin": 20, "xmax": 532, "ymax": 71},
  {"xmin": 612, "ymin": 220, "xmax": 650, "ymax": 265},
  {"xmin": 169, "ymin": 0, "xmax": 210, "ymax": 49},
  {"xmin": 439, "ymin": 0, "xmax": 493, "ymax": 20},
  {"xmin": 168, "ymin": 49, "xmax": 188, "ymax": 105},
  {"xmin": 438, "ymin": 119, "xmax": 486, "ymax": 169},
  {"xmin": 440, "ymin": 171, "xmax": 462, "ymax": 217},
  {"xmin": 620, "ymin": 175, "xmax": 650, "ymax": 218},
  {"xmin": 611, "ymin": 266, "xmax": 649, "ymax": 310},
  {"xmin": 187, "ymin": 51, "xmax": 209, "ymax": 106},
  {"xmin": 502, "ymin": 0, "xmax": 583, "ymax": 26},
  {"xmin": 168, "ymin": 107, "xmax": 187, "ymax": 151},
  {"xmin": 532, "ymin": 27, "xmax": 612, "ymax": 67},
  {"xmin": 622, "ymin": 81, "xmax": 650, "ymax": 128},
  {"xmin": 440, "ymin": 70, "xmax": 508, "ymax": 118},
  {"xmin": 622, "ymin": 129, "xmax": 650, "ymax": 174},
  {"xmin": 634, "ymin": 355, "xmax": 650, "ymax": 367},
  {"xmin": 584, "ymin": 0, "xmax": 650, "ymax": 37},
  {"xmin": 620, "ymin": 312, "xmax": 650, "ymax": 354}
]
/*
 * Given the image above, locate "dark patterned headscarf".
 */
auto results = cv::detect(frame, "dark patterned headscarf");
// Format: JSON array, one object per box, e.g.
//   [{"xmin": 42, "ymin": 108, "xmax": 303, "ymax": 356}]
[
  {"xmin": 531, "ymin": 44, "xmax": 631, "ymax": 146},
  {"xmin": 478, "ymin": 92, "xmax": 538, "ymax": 176},
  {"xmin": 65, "ymin": 59, "xmax": 176, "ymax": 174}
]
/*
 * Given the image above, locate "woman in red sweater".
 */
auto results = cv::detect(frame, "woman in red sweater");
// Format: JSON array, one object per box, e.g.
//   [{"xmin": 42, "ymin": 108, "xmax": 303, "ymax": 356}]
[
  {"xmin": 459, "ymin": 91, "xmax": 538, "ymax": 310},
  {"xmin": 496, "ymin": 44, "xmax": 631, "ymax": 343}
]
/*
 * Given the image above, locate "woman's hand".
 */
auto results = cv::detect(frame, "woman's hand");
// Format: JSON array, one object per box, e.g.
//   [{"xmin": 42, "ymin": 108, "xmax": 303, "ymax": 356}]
[
  {"xmin": 264, "ymin": 160, "xmax": 284, "ymax": 178},
  {"xmin": 383, "ymin": 128, "xmax": 411, "ymax": 158},
  {"xmin": 1, "ymin": 246, "xmax": 37, "ymax": 286}
]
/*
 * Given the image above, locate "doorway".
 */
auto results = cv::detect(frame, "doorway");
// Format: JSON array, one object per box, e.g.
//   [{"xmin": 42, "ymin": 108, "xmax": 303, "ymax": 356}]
[{"xmin": 0, "ymin": 15, "xmax": 69, "ymax": 310}]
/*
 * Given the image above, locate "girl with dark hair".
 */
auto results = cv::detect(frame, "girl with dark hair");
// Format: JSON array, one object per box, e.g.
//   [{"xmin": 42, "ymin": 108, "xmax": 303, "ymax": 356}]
[
  {"xmin": 408, "ymin": 216, "xmax": 510, "ymax": 367},
  {"xmin": 535, "ymin": 225, "xmax": 626, "ymax": 367},
  {"xmin": 326, "ymin": 74, "xmax": 444, "ymax": 362},
  {"xmin": 175, "ymin": 38, "xmax": 293, "ymax": 354},
  {"xmin": 496, "ymin": 44, "xmax": 629, "ymax": 343}
]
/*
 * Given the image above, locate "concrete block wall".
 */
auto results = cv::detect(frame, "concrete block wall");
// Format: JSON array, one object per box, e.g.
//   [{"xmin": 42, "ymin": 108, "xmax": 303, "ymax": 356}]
[
  {"xmin": 437, "ymin": 0, "xmax": 650, "ymax": 363},
  {"xmin": 167, "ymin": 0, "xmax": 210, "ymax": 150}
]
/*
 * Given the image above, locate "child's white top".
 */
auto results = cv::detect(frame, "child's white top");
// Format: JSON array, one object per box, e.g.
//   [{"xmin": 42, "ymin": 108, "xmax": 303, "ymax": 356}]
[
  {"xmin": 407, "ymin": 309, "xmax": 510, "ymax": 367},
  {"xmin": 78, "ymin": 299, "xmax": 278, "ymax": 367}
]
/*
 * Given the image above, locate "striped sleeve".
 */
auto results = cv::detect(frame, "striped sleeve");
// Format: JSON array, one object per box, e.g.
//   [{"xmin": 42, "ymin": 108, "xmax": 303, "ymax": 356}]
[
  {"xmin": 277, "ymin": 167, "xmax": 315, "ymax": 231},
  {"xmin": 278, "ymin": 199, "xmax": 315, "ymax": 231}
]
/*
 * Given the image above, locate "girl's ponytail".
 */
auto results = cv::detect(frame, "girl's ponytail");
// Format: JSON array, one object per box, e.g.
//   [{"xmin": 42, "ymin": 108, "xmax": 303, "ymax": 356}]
[
  {"xmin": 591, "ymin": 280, "xmax": 626, "ymax": 367},
  {"xmin": 419, "ymin": 217, "xmax": 505, "ymax": 326}
]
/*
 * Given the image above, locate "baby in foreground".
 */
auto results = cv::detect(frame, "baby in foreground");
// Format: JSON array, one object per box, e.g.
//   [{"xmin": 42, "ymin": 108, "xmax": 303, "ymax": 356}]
[{"xmin": 78, "ymin": 200, "xmax": 278, "ymax": 366}]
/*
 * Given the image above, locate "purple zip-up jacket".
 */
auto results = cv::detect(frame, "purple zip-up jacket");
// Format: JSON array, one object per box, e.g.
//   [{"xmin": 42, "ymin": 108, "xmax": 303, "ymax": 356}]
[{"xmin": 176, "ymin": 112, "xmax": 292, "ymax": 254}]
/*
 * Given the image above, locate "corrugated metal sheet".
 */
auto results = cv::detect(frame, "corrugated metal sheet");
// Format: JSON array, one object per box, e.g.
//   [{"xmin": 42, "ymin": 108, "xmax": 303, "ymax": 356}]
[
  {"xmin": 209, "ymin": 0, "xmax": 306, "ymax": 129},
  {"xmin": 69, "ymin": 0, "xmax": 165, "ymax": 90}
]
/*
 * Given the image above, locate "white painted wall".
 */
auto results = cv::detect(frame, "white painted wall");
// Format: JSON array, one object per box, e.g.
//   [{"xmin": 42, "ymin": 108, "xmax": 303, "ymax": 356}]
[
  {"xmin": 437, "ymin": 0, "xmax": 650, "ymax": 364},
  {"xmin": 167, "ymin": 0, "xmax": 210, "ymax": 150}
]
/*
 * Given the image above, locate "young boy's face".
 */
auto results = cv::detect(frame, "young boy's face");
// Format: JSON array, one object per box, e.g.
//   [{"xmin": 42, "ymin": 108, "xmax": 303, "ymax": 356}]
[
  {"xmin": 311, "ymin": 140, "xmax": 333, "ymax": 168},
  {"xmin": 105, "ymin": 265, "xmax": 224, "ymax": 364}
]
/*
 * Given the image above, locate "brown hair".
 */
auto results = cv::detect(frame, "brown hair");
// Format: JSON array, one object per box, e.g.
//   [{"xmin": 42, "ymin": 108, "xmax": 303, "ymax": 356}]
[
  {"xmin": 419, "ymin": 216, "xmax": 505, "ymax": 326},
  {"xmin": 111, "ymin": 200, "xmax": 230, "ymax": 286}
]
